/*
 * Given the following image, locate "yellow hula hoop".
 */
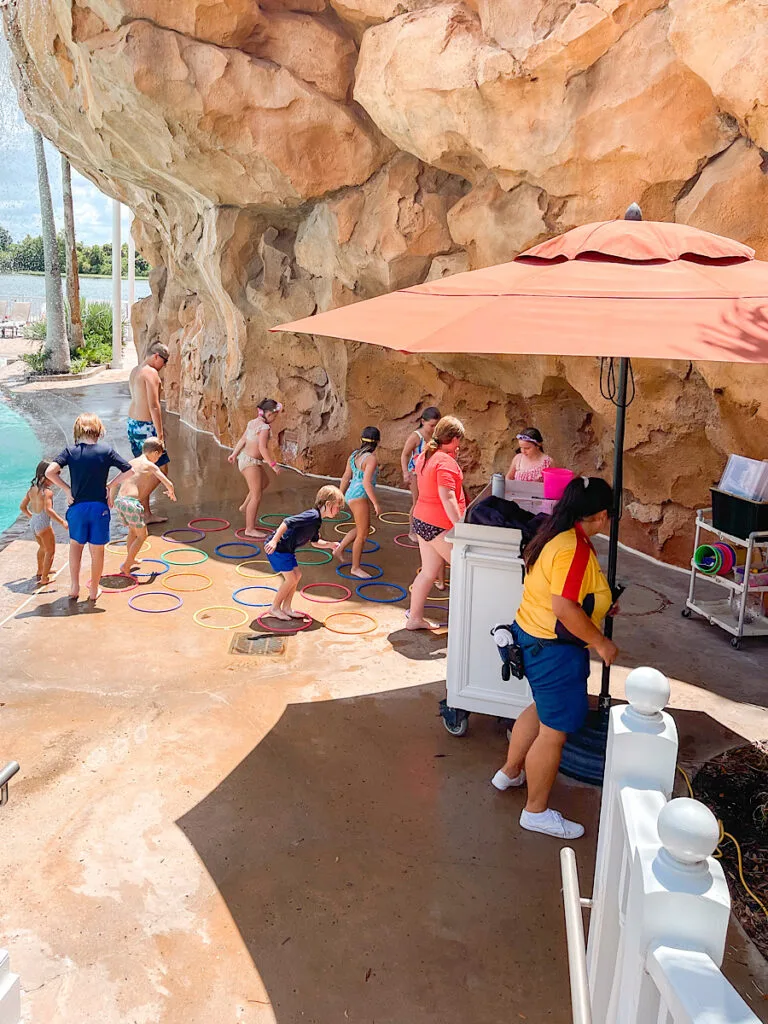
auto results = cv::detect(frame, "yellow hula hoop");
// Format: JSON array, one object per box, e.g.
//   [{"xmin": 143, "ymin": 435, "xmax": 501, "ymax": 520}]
[
  {"xmin": 377, "ymin": 511, "xmax": 411, "ymax": 525},
  {"xmin": 193, "ymin": 605, "xmax": 250, "ymax": 630},
  {"xmin": 334, "ymin": 522, "xmax": 376, "ymax": 536},
  {"xmin": 235, "ymin": 559, "xmax": 281, "ymax": 580},
  {"xmin": 165, "ymin": 572, "xmax": 214, "ymax": 593},
  {"xmin": 323, "ymin": 611, "xmax": 378, "ymax": 635},
  {"xmin": 106, "ymin": 538, "xmax": 152, "ymax": 554}
]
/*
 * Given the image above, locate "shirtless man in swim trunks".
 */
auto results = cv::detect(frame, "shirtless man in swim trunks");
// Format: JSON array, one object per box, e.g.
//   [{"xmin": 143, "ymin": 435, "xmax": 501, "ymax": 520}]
[{"xmin": 127, "ymin": 342, "xmax": 170, "ymax": 524}]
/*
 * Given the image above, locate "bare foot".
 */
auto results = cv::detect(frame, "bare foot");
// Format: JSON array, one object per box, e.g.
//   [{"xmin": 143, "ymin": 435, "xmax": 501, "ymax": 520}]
[
  {"xmin": 350, "ymin": 568, "xmax": 371, "ymax": 579},
  {"xmin": 68, "ymin": 589, "xmax": 80, "ymax": 601},
  {"xmin": 405, "ymin": 618, "xmax": 435, "ymax": 631},
  {"xmin": 285, "ymin": 609, "xmax": 308, "ymax": 619},
  {"xmin": 87, "ymin": 587, "xmax": 103, "ymax": 602},
  {"xmin": 39, "ymin": 576, "xmax": 52, "ymax": 587},
  {"xmin": 244, "ymin": 529, "xmax": 266, "ymax": 538},
  {"xmin": 434, "ymin": 580, "xmax": 447, "ymax": 592},
  {"xmin": 145, "ymin": 516, "xmax": 168, "ymax": 525},
  {"xmin": 239, "ymin": 498, "xmax": 249, "ymax": 512},
  {"xmin": 267, "ymin": 607, "xmax": 291, "ymax": 621},
  {"xmin": 118, "ymin": 562, "xmax": 135, "ymax": 576}
]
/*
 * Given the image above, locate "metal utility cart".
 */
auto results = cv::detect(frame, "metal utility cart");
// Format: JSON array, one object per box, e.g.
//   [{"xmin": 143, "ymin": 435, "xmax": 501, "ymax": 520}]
[{"xmin": 683, "ymin": 507, "xmax": 768, "ymax": 649}]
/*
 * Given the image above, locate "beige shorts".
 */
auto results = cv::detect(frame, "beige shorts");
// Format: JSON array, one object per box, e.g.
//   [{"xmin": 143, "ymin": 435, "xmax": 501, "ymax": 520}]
[{"xmin": 238, "ymin": 451, "xmax": 265, "ymax": 471}]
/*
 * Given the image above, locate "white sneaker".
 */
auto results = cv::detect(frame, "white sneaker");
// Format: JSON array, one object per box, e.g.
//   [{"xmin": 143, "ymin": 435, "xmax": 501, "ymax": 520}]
[
  {"xmin": 519, "ymin": 808, "xmax": 584, "ymax": 839},
  {"xmin": 491, "ymin": 769, "xmax": 526, "ymax": 791}
]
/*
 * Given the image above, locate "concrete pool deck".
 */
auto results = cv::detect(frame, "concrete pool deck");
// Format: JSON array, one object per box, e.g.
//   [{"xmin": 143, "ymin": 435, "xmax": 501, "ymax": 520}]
[{"xmin": 1, "ymin": 369, "xmax": 767, "ymax": 1023}]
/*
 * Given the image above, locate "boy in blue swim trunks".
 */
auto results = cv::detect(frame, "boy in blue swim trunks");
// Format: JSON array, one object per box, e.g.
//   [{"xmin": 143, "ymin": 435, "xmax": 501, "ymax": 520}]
[
  {"xmin": 47, "ymin": 413, "xmax": 134, "ymax": 601},
  {"xmin": 127, "ymin": 342, "xmax": 170, "ymax": 523},
  {"xmin": 264, "ymin": 486, "xmax": 344, "ymax": 621}
]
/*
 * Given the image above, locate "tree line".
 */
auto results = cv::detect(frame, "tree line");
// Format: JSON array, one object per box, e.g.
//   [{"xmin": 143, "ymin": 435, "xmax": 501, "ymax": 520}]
[{"xmin": 0, "ymin": 225, "xmax": 150, "ymax": 277}]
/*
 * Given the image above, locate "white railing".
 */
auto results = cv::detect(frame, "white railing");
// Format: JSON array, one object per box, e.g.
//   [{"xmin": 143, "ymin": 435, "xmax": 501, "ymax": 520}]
[{"xmin": 560, "ymin": 667, "xmax": 760, "ymax": 1024}]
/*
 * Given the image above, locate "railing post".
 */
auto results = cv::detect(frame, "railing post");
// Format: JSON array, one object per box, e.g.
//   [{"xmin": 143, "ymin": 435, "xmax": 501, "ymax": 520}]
[
  {"xmin": 614, "ymin": 798, "xmax": 731, "ymax": 1024},
  {"xmin": 586, "ymin": 667, "xmax": 678, "ymax": 1022}
]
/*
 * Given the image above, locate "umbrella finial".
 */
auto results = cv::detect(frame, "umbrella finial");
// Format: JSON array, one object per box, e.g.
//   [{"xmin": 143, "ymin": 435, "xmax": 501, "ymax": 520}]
[{"xmin": 624, "ymin": 202, "xmax": 643, "ymax": 221}]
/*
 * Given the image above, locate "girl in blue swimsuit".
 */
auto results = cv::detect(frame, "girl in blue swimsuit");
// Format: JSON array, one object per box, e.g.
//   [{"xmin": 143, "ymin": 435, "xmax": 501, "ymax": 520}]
[{"xmin": 337, "ymin": 427, "xmax": 381, "ymax": 578}]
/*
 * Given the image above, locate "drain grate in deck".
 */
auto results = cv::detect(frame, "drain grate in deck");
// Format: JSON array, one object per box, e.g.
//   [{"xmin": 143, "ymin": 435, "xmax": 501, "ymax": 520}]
[{"xmin": 229, "ymin": 632, "xmax": 286, "ymax": 656}]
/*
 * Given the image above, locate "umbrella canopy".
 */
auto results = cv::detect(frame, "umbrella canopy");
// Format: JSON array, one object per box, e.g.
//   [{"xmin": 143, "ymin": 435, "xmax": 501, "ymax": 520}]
[{"xmin": 274, "ymin": 219, "xmax": 768, "ymax": 364}]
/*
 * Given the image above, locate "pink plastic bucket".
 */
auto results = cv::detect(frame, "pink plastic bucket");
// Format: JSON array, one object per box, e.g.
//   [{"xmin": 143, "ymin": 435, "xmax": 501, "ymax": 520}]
[{"xmin": 542, "ymin": 467, "xmax": 575, "ymax": 500}]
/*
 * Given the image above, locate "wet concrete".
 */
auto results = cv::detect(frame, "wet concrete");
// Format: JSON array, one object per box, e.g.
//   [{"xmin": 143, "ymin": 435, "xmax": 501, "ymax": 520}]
[{"xmin": 0, "ymin": 372, "xmax": 766, "ymax": 1022}]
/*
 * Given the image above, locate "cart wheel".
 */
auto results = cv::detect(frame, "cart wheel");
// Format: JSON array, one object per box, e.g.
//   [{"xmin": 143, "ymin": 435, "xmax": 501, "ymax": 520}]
[
  {"xmin": 730, "ymin": 637, "xmax": 742, "ymax": 650},
  {"xmin": 681, "ymin": 608, "xmax": 692, "ymax": 618},
  {"xmin": 442, "ymin": 712, "xmax": 469, "ymax": 737}
]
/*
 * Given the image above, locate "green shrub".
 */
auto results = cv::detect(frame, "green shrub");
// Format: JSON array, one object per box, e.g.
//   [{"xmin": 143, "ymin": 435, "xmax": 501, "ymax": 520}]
[
  {"xmin": 82, "ymin": 301, "xmax": 113, "ymax": 348},
  {"xmin": 23, "ymin": 319, "xmax": 47, "ymax": 341},
  {"xmin": 21, "ymin": 348, "xmax": 47, "ymax": 373},
  {"xmin": 70, "ymin": 355, "xmax": 89, "ymax": 374}
]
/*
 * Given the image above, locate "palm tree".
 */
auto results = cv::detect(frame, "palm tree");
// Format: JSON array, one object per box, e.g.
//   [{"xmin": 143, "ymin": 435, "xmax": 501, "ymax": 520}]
[
  {"xmin": 61, "ymin": 155, "xmax": 83, "ymax": 352},
  {"xmin": 32, "ymin": 128, "xmax": 69, "ymax": 372}
]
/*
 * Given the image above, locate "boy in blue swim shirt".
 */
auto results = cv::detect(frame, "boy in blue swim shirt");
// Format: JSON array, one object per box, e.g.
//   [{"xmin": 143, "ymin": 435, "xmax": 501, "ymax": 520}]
[
  {"xmin": 264, "ymin": 485, "xmax": 344, "ymax": 620},
  {"xmin": 47, "ymin": 413, "xmax": 134, "ymax": 601}
]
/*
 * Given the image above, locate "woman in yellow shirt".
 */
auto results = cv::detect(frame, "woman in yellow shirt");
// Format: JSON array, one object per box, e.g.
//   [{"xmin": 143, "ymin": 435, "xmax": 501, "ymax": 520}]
[{"xmin": 491, "ymin": 477, "xmax": 619, "ymax": 840}]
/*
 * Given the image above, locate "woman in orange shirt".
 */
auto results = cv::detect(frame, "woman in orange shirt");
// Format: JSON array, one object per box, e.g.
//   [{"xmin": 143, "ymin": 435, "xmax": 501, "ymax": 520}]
[{"xmin": 406, "ymin": 416, "xmax": 466, "ymax": 630}]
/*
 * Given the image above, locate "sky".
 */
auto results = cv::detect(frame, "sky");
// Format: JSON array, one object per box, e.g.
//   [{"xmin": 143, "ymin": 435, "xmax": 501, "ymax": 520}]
[{"xmin": 0, "ymin": 36, "xmax": 127, "ymax": 246}]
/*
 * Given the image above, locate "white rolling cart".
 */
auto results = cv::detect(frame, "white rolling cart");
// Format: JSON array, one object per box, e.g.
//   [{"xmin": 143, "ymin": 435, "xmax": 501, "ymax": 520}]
[
  {"xmin": 441, "ymin": 487, "xmax": 536, "ymax": 735},
  {"xmin": 683, "ymin": 507, "xmax": 768, "ymax": 649}
]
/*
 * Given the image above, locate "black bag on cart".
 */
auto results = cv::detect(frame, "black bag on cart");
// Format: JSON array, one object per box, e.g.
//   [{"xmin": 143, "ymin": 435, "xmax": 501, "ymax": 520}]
[{"xmin": 469, "ymin": 496, "xmax": 550, "ymax": 564}]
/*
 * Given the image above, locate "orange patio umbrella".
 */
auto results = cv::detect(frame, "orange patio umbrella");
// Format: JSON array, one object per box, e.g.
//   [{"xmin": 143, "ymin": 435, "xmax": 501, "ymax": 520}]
[{"xmin": 273, "ymin": 208, "xmax": 768, "ymax": 753}]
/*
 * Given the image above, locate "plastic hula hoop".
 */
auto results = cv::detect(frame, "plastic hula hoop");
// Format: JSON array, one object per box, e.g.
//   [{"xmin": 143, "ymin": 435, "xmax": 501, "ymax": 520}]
[
  {"xmin": 214, "ymin": 541, "xmax": 261, "ymax": 560},
  {"xmin": 128, "ymin": 591, "xmax": 183, "ymax": 613},
  {"xmin": 89, "ymin": 573, "xmax": 138, "ymax": 594},
  {"xmin": 377, "ymin": 511, "xmax": 411, "ymax": 525},
  {"xmin": 336, "ymin": 562, "xmax": 383, "ymax": 581},
  {"xmin": 234, "ymin": 527, "xmax": 269, "ymax": 541},
  {"xmin": 258, "ymin": 513, "xmax": 288, "ymax": 528},
  {"xmin": 334, "ymin": 522, "xmax": 376, "ymax": 536},
  {"xmin": 161, "ymin": 527, "xmax": 205, "ymax": 543},
  {"xmin": 235, "ymin": 559, "xmax": 280, "ymax": 580},
  {"xmin": 256, "ymin": 612, "xmax": 314, "ymax": 633},
  {"xmin": 106, "ymin": 538, "xmax": 151, "ymax": 555},
  {"xmin": 161, "ymin": 547, "xmax": 209, "ymax": 566},
  {"xmin": 188, "ymin": 517, "xmax": 230, "ymax": 532},
  {"xmin": 362, "ymin": 539, "xmax": 380, "ymax": 554},
  {"xmin": 193, "ymin": 605, "xmax": 250, "ymax": 630},
  {"xmin": 325, "ymin": 509, "xmax": 352, "ymax": 524},
  {"xmin": 300, "ymin": 583, "xmax": 352, "ymax": 604},
  {"xmin": 232, "ymin": 585, "xmax": 279, "ymax": 607},
  {"xmin": 393, "ymin": 533, "xmax": 419, "ymax": 549},
  {"xmin": 323, "ymin": 611, "xmax": 378, "ymax": 635},
  {"xmin": 130, "ymin": 558, "xmax": 169, "ymax": 578},
  {"xmin": 165, "ymin": 572, "xmax": 214, "ymax": 592},
  {"xmin": 296, "ymin": 548, "xmax": 333, "ymax": 565},
  {"xmin": 356, "ymin": 582, "xmax": 407, "ymax": 603}
]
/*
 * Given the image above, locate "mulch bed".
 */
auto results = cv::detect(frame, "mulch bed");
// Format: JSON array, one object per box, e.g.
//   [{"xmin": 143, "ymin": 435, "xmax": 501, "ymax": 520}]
[{"xmin": 692, "ymin": 741, "xmax": 768, "ymax": 960}]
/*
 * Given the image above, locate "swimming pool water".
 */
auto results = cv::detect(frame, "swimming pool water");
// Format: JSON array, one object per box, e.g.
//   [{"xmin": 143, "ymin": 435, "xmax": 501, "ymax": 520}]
[{"xmin": 0, "ymin": 401, "xmax": 41, "ymax": 534}]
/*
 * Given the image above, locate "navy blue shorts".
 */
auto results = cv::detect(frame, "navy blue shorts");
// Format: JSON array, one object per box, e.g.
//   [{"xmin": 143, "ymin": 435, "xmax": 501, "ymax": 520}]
[
  {"xmin": 513, "ymin": 622, "xmax": 590, "ymax": 734},
  {"xmin": 266, "ymin": 550, "xmax": 299, "ymax": 574},
  {"xmin": 67, "ymin": 501, "xmax": 111, "ymax": 546}
]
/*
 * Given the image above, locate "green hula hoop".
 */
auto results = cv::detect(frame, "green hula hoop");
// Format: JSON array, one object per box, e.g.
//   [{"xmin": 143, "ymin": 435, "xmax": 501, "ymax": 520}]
[
  {"xmin": 160, "ymin": 546, "xmax": 209, "ymax": 566},
  {"xmin": 296, "ymin": 547, "xmax": 333, "ymax": 565},
  {"xmin": 258, "ymin": 513, "xmax": 288, "ymax": 528},
  {"xmin": 326, "ymin": 509, "xmax": 352, "ymax": 524}
]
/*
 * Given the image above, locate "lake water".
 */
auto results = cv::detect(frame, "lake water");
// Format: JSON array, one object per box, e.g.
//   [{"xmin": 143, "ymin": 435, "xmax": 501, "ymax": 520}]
[
  {"xmin": 0, "ymin": 399, "xmax": 42, "ymax": 534},
  {"xmin": 0, "ymin": 273, "xmax": 151, "ymax": 305}
]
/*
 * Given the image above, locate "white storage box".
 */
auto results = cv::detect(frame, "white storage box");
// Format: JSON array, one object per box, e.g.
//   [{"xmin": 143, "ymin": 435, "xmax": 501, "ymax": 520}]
[{"xmin": 719, "ymin": 454, "xmax": 768, "ymax": 502}]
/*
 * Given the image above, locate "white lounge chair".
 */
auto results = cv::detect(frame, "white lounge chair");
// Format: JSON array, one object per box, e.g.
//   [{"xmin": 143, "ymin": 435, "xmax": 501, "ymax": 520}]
[{"xmin": 5, "ymin": 301, "xmax": 31, "ymax": 337}]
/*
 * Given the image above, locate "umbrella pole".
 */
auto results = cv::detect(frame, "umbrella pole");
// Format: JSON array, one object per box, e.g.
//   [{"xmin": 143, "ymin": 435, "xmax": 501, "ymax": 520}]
[{"xmin": 598, "ymin": 356, "xmax": 628, "ymax": 712}]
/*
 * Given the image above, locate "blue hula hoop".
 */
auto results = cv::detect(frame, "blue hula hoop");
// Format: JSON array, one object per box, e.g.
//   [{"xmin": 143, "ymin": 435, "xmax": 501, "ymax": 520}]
[
  {"xmin": 214, "ymin": 541, "xmax": 261, "ymax": 560},
  {"xmin": 336, "ymin": 562, "xmax": 383, "ymax": 581},
  {"xmin": 362, "ymin": 539, "xmax": 380, "ymax": 554},
  {"xmin": 232, "ymin": 585, "xmax": 279, "ymax": 607},
  {"xmin": 130, "ymin": 558, "xmax": 170, "ymax": 578},
  {"xmin": 356, "ymin": 581, "xmax": 407, "ymax": 603}
]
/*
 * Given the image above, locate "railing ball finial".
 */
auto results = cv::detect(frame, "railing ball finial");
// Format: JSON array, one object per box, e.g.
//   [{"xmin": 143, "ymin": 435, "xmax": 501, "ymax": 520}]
[
  {"xmin": 658, "ymin": 798, "xmax": 719, "ymax": 866},
  {"xmin": 625, "ymin": 666, "xmax": 670, "ymax": 716}
]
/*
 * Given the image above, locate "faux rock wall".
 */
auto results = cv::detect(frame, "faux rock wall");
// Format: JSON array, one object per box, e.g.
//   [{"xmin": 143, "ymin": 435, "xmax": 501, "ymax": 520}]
[{"xmin": 5, "ymin": 0, "xmax": 768, "ymax": 563}]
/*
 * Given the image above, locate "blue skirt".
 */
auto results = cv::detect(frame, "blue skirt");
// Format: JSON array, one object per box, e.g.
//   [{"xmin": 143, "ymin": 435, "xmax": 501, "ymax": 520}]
[{"xmin": 512, "ymin": 622, "xmax": 590, "ymax": 734}]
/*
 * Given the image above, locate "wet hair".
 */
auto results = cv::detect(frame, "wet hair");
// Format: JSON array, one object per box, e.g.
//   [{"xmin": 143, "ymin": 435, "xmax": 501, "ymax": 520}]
[
  {"xmin": 258, "ymin": 399, "xmax": 282, "ymax": 415},
  {"xmin": 31, "ymin": 460, "xmax": 51, "ymax": 490},
  {"xmin": 315, "ymin": 485, "xmax": 345, "ymax": 510},
  {"xmin": 524, "ymin": 476, "xmax": 614, "ymax": 569},
  {"xmin": 148, "ymin": 342, "xmax": 169, "ymax": 363},
  {"xmin": 517, "ymin": 427, "xmax": 544, "ymax": 450},
  {"xmin": 418, "ymin": 406, "xmax": 442, "ymax": 425},
  {"xmin": 142, "ymin": 437, "xmax": 165, "ymax": 457},
  {"xmin": 423, "ymin": 416, "xmax": 465, "ymax": 463},
  {"xmin": 73, "ymin": 413, "xmax": 105, "ymax": 442},
  {"xmin": 356, "ymin": 426, "xmax": 381, "ymax": 456}
]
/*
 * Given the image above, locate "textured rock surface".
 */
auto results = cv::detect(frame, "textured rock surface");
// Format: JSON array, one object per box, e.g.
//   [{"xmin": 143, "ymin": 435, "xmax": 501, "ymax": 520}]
[{"xmin": 5, "ymin": 0, "xmax": 768, "ymax": 563}]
